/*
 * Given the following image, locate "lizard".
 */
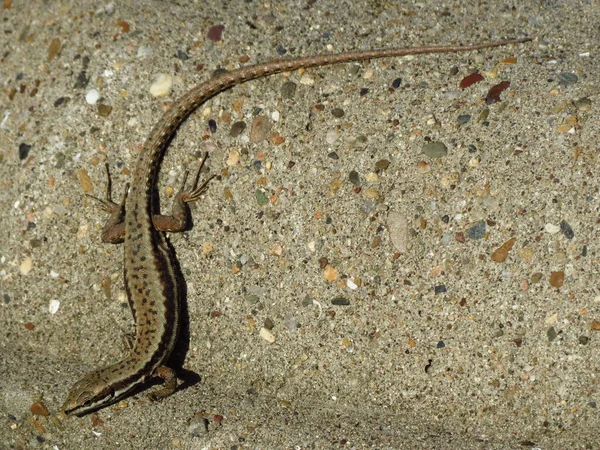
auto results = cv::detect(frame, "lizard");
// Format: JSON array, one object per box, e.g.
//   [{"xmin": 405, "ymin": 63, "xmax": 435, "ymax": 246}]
[{"xmin": 61, "ymin": 36, "xmax": 532, "ymax": 416}]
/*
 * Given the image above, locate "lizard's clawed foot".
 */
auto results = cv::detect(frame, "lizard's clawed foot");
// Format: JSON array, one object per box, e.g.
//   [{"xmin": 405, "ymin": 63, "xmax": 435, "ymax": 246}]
[
  {"xmin": 86, "ymin": 163, "xmax": 129, "ymax": 214},
  {"xmin": 177, "ymin": 152, "xmax": 215, "ymax": 204}
]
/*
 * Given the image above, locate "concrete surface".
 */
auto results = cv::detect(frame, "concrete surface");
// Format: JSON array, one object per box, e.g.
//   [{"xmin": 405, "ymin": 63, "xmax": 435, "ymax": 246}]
[{"xmin": 1, "ymin": 0, "xmax": 599, "ymax": 448}]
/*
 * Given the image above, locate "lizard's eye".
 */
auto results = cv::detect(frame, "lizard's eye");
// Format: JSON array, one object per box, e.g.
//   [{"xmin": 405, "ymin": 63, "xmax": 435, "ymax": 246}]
[{"xmin": 79, "ymin": 392, "xmax": 94, "ymax": 406}]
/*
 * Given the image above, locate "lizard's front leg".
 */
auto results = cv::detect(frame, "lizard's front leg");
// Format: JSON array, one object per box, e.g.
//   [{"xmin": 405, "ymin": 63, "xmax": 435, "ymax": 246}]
[
  {"xmin": 88, "ymin": 154, "xmax": 214, "ymax": 239},
  {"xmin": 86, "ymin": 163, "xmax": 128, "ymax": 243},
  {"xmin": 151, "ymin": 151, "xmax": 215, "ymax": 232}
]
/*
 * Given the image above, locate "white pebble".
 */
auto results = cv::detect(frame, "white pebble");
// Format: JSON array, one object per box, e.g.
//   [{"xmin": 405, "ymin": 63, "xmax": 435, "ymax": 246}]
[
  {"xmin": 85, "ymin": 89, "xmax": 101, "ymax": 105},
  {"xmin": 326, "ymin": 130, "xmax": 339, "ymax": 144},
  {"xmin": 49, "ymin": 299, "xmax": 60, "ymax": 315},
  {"xmin": 300, "ymin": 74, "xmax": 315, "ymax": 85},
  {"xmin": 271, "ymin": 110, "xmax": 280, "ymax": 122},
  {"xmin": 545, "ymin": 223, "xmax": 560, "ymax": 234},
  {"xmin": 259, "ymin": 327, "xmax": 275, "ymax": 343},
  {"xmin": 137, "ymin": 46, "xmax": 153, "ymax": 58},
  {"xmin": 346, "ymin": 279, "xmax": 358, "ymax": 290},
  {"xmin": 545, "ymin": 312, "xmax": 558, "ymax": 325},
  {"xmin": 149, "ymin": 74, "xmax": 173, "ymax": 97},
  {"xmin": 445, "ymin": 90, "xmax": 462, "ymax": 100},
  {"xmin": 468, "ymin": 157, "xmax": 480, "ymax": 168}
]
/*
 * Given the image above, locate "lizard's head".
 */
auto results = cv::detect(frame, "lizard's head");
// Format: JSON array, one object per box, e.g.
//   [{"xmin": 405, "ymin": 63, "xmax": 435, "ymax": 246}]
[{"xmin": 62, "ymin": 371, "xmax": 115, "ymax": 416}]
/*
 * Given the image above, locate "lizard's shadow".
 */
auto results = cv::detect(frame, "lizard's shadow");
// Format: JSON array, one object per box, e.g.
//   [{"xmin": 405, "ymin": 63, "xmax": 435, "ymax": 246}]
[{"xmin": 161, "ymin": 233, "xmax": 202, "ymax": 392}]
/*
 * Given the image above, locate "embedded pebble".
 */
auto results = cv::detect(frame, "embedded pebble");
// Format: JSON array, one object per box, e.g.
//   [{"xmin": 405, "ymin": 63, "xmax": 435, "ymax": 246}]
[
  {"xmin": 264, "ymin": 317, "xmax": 274, "ymax": 330},
  {"xmin": 445, "ymin": 90, "xmax": 462, "ymax": 100},
  {"xmin": 478, "ymin": 108, "xmax": 490, "ymax": 122},
  {"xmin": 85, "ymin": 89, "xmax": 100, "ymax": 105},
  {"xmin": 363, "ymin": 188, "xmax": 380, "ymax": 200},
  {"xmin": 323, "ymin": 265, "xmax": 338, "ymax": 281},
  {"xmin": 20, "ymin": 256, "xmax": 33, "ymax": 275},
  {"xmin": 137, "ymin": 46, "xmax": 153, "ymax": 58},
  {"xmin": 207, "ymin": 24, "xmax": 225, "ymax": 42},
  {"xmin": 249, "ymin": 116, "xmax": 271, "ymax": 143},
  {"xmin": 346, "ymin": 279, "xmax": 358, "ymax": 290},
  {"xmin": 531, "ymin": 272, "xmax": 543, "ymax": 283},
  {"xmin": 48, "ymin": 38, "xmax": 61, "ymax": 62},
  {"xmin": 558, "ymin": 72, "xmax": 578, "ymax": 86},
  {"xmin": 48, "ymin": 299, "xmax": 60, "ymax": 314},
  {"xmin": 560, "ymin": 220, "xmax": 574, "ymax": 239},
  {"xmin": 387, "ymin": 210, "xmax": 411, "ymax": 253},
  {"xmin": 545, "ymin": 312, "xmax": 558, "ymax": 325},
  {"xmin": 280, "ymin": 81, "xmax": 297, "ymax": 99},
  {"xmin": 302, "ymin": 296, "xmax": 314, "ymax": 307},
  {"xmin": 457, "ymin": 114, "xmax": 471, "ymax": 125},
  {"xmin": 549, "ymin": 271, "xmax": 564, "ymax": 288},
  {"xmin": 259, "ymin": 327, "xmax": 275, "ymax": 343},
  {"xmin": 375, "ymin": 159, "xmax": 390, "ymax": 170},
  {"xmin": 348, "ymin": 170, "xmax": 360, "ymax": 186},
  {"xmin": 230, "ymin": 121, "xmax": 246, "ymax": 137},
  {"xmin": 208, "ymin": 119, "xmax": 217, "ymax": 133},
  {"xmin": 422, "ymin": 141, "xmax": 448, "ymax": 158},
  {"xmin": 416, "ymin": 161, "xmax": 430, "ymax": 173},
  {"xmin": 255, "ymin": 190, "xmax": 268, "ymax": 206},
  {"xmin": 365, "ymin": 172, "xmax": 378, "ymax": 182},
  {"xmin": 574, "ymin": 97, "xmax": 591, "ymax": 111},
  {"xmin": 284, "ymin": 314, "xmax": 298, "ymax": 332},
  {"xmin": 149, "ymin": 74, "xmax": 173, "ymax": 97},
  {"xmin": 326, "ymin": 130, "xmax": 339, "ymax": 144},
  {"xmin": 300, "ymin": 74, "xmax": 315, "ymax": 85},
  {"xmin": 439, "ymin": 172, "xmax": 459, "ymax": 188},
  {"xmin": 466, "ymin": 221, "xmax": 486, "ymax": 240},
  {"xmin": 545, "ymin": 223, "xmax": 560, "ymax": 234},
  {"xmin": 331, "ymin": 297, "xmax": 350, "ymax": 306},
  {"xmin": 188, "ymin": 418, "xmax": 208, "ymax": 436},
  {"xmin": 491, "ymin": 238, "xmax": 516, "ymax": 263},
  {"xmin": 331, "ymin": 108, "xmax": 345, "ymax": 118},
  {"xmin": 104, "ymin": 2, "xmax": 115, "ymax": 14},
  {"xmin": 97, "ymin": 104, "xmax": 112, "ymax": 117},
  {"xmin": 226, "ymin": 150, "xmax": 240, "ymax": 166}
]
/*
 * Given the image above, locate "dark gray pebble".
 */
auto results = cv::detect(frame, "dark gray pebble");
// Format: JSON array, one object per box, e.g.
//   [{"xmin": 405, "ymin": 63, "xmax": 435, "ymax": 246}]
[
  {"xmin": 281, "ymin": 81, "xmax": 297, "ymax": 99},
  {"xmin": 466, "ymin": 220, "xmax": 486, "ymax": 239},
  {"xmin": 560, "ymin": 220, "xmax": 574, "ymax": 239},
  {"xmin": 331, "ymin": 297, "xmax": 350, "ymax": 306}
]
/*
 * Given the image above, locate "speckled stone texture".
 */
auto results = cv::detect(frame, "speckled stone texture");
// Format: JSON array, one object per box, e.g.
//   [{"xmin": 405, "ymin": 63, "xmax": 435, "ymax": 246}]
[{"xmin": 1, "ymin": 1, "xmax": 599, "ymax": 448}]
